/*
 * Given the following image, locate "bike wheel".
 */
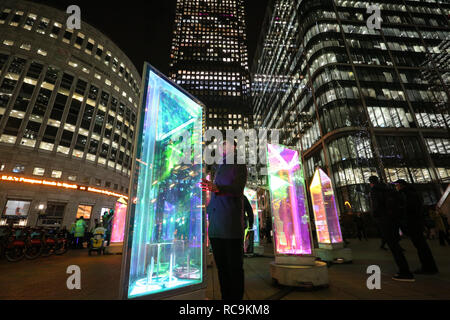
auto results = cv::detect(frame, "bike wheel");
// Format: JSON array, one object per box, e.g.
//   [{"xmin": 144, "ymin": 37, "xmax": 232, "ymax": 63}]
[
  {"xmin": 25, "ymin": 245, "xmax": 42, "ymax": 260},
  {"xmin": 5, "ymin": 247, "xmax": 25, "ymax": 262},
  {"xmin": 55, "ymin": 241, "xmax": 68, "ymax": 255}
]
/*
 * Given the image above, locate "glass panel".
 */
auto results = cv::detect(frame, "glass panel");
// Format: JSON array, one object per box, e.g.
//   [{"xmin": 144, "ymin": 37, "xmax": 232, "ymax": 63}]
[
  {"xmin": 125, "ymin": 67, "xmax": 204, "ymax": 299},
  {"xmin": 244, "ymin": 188, "xmax": 259, "ymax": 245},
  {"xmin": 267, "ymin": 144, "xmax": 312, "ymax": 255},
  {"xmin": 110, "ymin": 198, "xmax": 127, "ymax": 243},
  {"xmin": 310, "ymin": 168, "xmax": 343, "ymax": 245}
]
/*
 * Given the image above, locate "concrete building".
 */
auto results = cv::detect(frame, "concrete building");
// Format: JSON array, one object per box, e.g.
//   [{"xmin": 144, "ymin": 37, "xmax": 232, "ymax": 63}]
[{"xmin": 0, "ymin": 0, "xmax": 141, "ymax": 228}]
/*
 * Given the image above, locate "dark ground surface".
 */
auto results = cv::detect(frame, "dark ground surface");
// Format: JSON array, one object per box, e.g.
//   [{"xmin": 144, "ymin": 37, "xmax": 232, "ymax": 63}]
[{"xmin": 1, "ymin": 238, "xmax": 449, "ymax": 300}]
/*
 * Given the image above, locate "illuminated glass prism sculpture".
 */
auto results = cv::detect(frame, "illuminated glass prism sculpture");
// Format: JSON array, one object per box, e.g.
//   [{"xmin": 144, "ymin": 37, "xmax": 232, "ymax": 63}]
[
  {"xmin": 267, "ymin": 144, "xmax": 312, "ymax": 255},
  {"xmin": 110, "ymin": 198, "xmax": 127, "ymax": 243},
  {"xmin": 244, "ymin": 188, "xmax": 259, "ymax": 244},
  {"xmin": 310, "ymin": 168, "xmax": 343, "ymax": 246},
  {"xmin": 121, "ymin": 64, "xmax": 205, "ymax": 299}
]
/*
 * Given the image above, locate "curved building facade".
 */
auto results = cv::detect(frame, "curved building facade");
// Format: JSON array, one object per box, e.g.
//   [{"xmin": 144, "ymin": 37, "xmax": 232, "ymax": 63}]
[
  {"xmin": 0, "ymin": 0, "xmax": 141, "ymax": 227},
  {"xmin": 252, "ymin": 0, "xmax": 450, "ymax": 219}
]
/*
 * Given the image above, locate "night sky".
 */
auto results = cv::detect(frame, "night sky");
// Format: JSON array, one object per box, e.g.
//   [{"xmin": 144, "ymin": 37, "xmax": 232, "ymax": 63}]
[{"xmin": 30, "ymin": 0, "xmax": 270, "ymax": 76}]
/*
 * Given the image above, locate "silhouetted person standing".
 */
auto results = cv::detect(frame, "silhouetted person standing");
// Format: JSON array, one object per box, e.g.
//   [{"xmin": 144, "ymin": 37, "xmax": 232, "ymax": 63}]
[
  {"xmin": 201, "ymin": 139, "xmax": 248, "ymax": 300},
  {"xmin": 369, "ymin": 176, "xmax": 415, "ymax": 282},
  {"xmin": 353, "ymin": 212, "xmax": 368, "ymax": 241},
  {"xmin": 394, "ymin": 179, "xmax": 439, "ymax": 274},
  {"xmin": 243, "ymin": 195, "xmax": 254, "ymax": 254}
]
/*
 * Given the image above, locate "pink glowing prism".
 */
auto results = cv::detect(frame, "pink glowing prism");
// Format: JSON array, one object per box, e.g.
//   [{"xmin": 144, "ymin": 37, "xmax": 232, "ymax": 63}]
[
  {"xmin": 267, "ymin": 144, "xmax": 312, "ymax": 256},
  {"xmin": 310, "ymin": 168, "xmax": 343, "ymax": 246},
  {"xmin": 110, "ymin": 198, "xmax": 128, "ymax": 243}
]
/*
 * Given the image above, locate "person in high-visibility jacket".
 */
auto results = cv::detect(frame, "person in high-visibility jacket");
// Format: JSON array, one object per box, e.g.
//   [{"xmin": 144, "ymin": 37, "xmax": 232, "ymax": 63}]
[{"xmin": 74, "ymin": 216, "xmax": 87, "ymax": 249}]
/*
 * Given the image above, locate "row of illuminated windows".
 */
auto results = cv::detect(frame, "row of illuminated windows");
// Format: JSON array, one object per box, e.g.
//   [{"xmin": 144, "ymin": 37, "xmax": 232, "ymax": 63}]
[
  {"xmin": 338, "ymin": 7, "xmax": 447, "ymax": 27},
  {"xmin": 0, "ymin": 7, "xmax": 139, "ymax": 95},
  {"xmin": 0, "ymin": 55, "xmax": 137, "ymax": 130},
  {"xmin": 335, "ymin": 0, "xmax": 443, "ymax": 15},
  {"xmin": 1, "ymin": 40, "xmax": 135, "ymax": 105},
  {"xmin": 426, "ymin": 138, "xmax": 450, "ymax": 155},
  {"xmin": 0, "ymin": 162, "xmax": 128, "ymax": 192}
]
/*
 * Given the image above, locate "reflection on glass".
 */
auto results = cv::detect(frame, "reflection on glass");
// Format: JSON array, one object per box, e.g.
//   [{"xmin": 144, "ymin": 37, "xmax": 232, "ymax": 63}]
[
  {"xmin": 110, "ymin": 198, "xmax": 127, "ymax": 243},
  {"xmin": 310, "ymin": 168, "xmax": 343, "ymax": 245},
  {"xmin": 267, "ymin": 144, "xmax": 312, "ymax": 256},
  {"xmin": 244, "ymin": 188, "xmax": 259, "ymax": 244},
  {"xmin": 126, "ymin": 66, "xmax": 203, "ymax": 299}
]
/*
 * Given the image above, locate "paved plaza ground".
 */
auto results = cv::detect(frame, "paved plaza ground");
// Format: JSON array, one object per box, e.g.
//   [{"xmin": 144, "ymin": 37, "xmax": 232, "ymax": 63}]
[{"xmin": 1, "ymin": 238, "xmax": 449, "ymax": 300}]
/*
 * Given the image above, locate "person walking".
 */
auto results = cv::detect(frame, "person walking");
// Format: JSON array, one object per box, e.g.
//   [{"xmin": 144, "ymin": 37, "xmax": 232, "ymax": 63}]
[
  {"xmin": 103, "ymin": 210, "xmax": 114, "ymax": 246},
  {"xmin": 430, "ymin": 206, "xmax": 450, "ymax": 246},
  {"xmin": 369, "ymin": 176, "xmax": 415, "ymax": 282},
  {"xmin": 201, "ymin": 139, "xmax": 247, "ymax": 300},
  {"xmin": 69, "ymin": 220, "xmax": 77, "ymax": 249},
  {"xmin": 74, "ymin": 216, "xmax": 87, "ymax": 249},
  {"xmin": 394, "ymin": 179, "xmax": 439, "ymax": 275}
]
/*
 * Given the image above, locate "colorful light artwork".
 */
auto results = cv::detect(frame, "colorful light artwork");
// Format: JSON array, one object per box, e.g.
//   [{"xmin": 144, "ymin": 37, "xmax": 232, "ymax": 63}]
[
  {"xmin": 123, "ymin": 64, "xmax": 204, "ymax": 299},
  {"xmin": 244, "ymin": 188, "xmax": 259, "ymax": 244},
  {"xmin": 310, "ymin": 168, "xmax": 343, "ymax": 245},
  {"xmin": 266, "ymin": 144, "xmax": 312, "ymax": 256},
  {"xmin": 110, "ymin": 198, "xmax": 128, "ymax": 243}
]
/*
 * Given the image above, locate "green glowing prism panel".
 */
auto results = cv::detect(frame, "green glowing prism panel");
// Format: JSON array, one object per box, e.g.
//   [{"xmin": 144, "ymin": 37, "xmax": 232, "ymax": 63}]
[
  {"xmin": 123, "ymin": 64, "xmax": 204, "ymax": 299},
  {"xmin": 310, "ymin": 168, "xmax": 343, "ymax": 245},
  {"xmin": 267, "ymin": 144, "xmax": 312, "ymax": 256},
  {"xmin": 244, "ymin": 188, "xmax": 259, "ymax": 244}
]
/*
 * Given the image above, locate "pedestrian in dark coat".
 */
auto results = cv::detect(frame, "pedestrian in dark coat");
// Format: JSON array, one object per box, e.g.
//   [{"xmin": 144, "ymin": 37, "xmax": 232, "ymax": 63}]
[
  {"xmin": 395, "ymin": 179, "xmax": 439, "ymax": 274},
  {"xmin": 369, "ymin": 176, "xmax": 415, "ymax": 282},
  {"xmin": 201, "ymin": 139, "xmax": 248, "ymax": 300}
]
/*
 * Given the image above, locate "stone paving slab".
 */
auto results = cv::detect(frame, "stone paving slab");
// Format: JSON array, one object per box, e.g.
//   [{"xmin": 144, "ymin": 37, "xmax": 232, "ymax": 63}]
[{"xmin": 0, "ymin": 237, "xmax": 449, "ymax": 300}]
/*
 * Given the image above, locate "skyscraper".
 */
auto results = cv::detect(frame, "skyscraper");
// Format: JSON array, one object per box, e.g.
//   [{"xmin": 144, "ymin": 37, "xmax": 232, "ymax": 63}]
[
  {"xmin": 169, "ymin": 0, "xmax": 252, "ymax": 133},
  {"xmin": 252, "ymin": 0, "xmax": 450, "ymax": 215}
]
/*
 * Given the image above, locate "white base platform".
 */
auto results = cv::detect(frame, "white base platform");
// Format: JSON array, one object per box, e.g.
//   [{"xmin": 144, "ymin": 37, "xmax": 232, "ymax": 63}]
[
  {"xmin": 270, "ymin": 260, "xmax": 329, "ymax": 288},
  {"xmin": 315, "ymin": 247, "xmax": 352, "ymax": 263},
  {"xmin": 105, "ymin": 242, "xmax": 123, "ymax": 254}
]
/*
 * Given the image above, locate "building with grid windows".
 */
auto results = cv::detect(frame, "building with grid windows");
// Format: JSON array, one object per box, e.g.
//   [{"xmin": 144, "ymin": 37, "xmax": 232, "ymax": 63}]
[
  {"xmin": 169, "ymin": 0, "xmax": 259, "ymax": 183},
  {"xmin": 169, "ymin": 0, "xmax": 252, "ymax": 132},
  {"xmin": 252, "ymin": 0, "xmax": 450, "ymax": 219},
  {"xmin": 0, "ymin": 0, "xmax": 140, "ymax": 228}
]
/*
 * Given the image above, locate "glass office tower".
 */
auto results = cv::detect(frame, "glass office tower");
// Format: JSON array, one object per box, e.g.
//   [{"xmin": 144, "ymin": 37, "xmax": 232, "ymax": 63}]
[
  {"xmin": 169, "ymin": 0, "xmax": 252, "ymax": 132},
  {"xmin": 121, "ymin": 64, "xmax": 205, "ymax": 300},
  {"xmin": 252, "ymin": 0, "xmax": 450, "ymax": 215}
]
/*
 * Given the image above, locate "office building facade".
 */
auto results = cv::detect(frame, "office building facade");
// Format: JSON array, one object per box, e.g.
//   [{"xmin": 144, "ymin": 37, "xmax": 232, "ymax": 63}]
[
  {"xmin": 0, "ymin": 0, "xmax": 140, "ymax": 227},
  {"xmin": 252, "ymin": 0, "xmax": 450, "ymax": 215}
]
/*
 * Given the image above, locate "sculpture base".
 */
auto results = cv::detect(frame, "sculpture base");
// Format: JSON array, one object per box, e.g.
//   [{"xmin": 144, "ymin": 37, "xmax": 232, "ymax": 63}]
[
  {"xmin": 275, "ymin": 255, "xmax": 316, "ymax": 266},
  {"xmin": 105, "ymin": 242, "xmax": 123, "ymax": 254},
  {"xmin": 270, "ymin": 261, "xmax": 328, "ymax": 288},
  {"xmin": 315, "ymin": 247, "xmax": 352, "ymax": 263}
]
